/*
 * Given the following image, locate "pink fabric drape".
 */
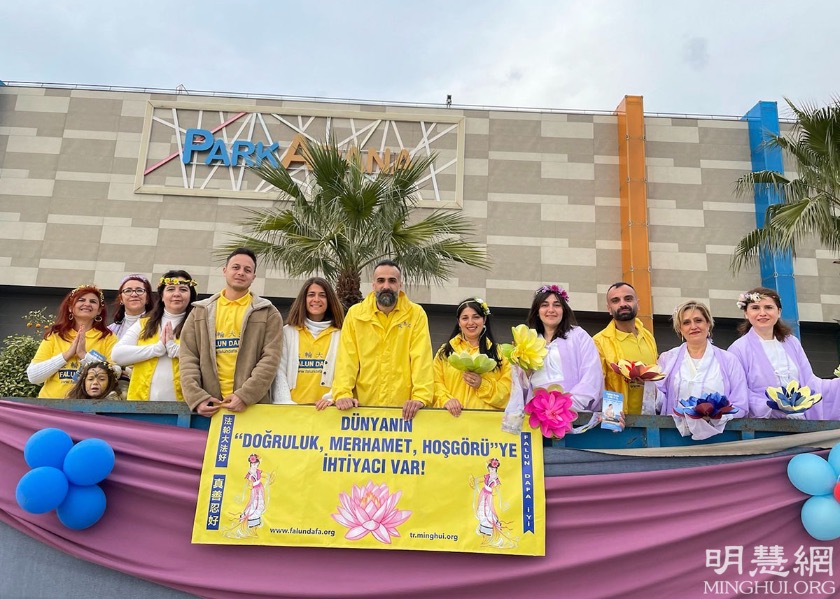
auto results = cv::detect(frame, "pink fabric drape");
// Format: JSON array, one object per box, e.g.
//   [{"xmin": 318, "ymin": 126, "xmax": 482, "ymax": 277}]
[{"xmin": 1, "ymin": 401, "xmax": 837, "ymax": 599}]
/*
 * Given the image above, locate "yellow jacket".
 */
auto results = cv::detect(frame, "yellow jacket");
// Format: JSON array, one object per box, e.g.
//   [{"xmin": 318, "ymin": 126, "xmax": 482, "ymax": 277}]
[
  {"xmin": 30, "ymin": 329, "xmax": 117, "ymax": 399},
  {"xmin": 126, "ymin": 319, "xmax": 183, "ymax": 402},
  {"xmin": 592, "ymin": 318, "xmax": 658, "ymax": 413},
  {"xmin": 331, "ymin": 291, "xmax": 434, "ymax": 406},
  {"xmin": 433, "ymin": 336, "xmax": 511, "ymax": 410}
]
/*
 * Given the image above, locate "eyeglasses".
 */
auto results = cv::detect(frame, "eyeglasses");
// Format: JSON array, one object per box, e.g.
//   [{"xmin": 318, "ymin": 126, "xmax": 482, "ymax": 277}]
[{"xmin": 121, "ymin": 288, "xmax": 147, "ymax": 296}]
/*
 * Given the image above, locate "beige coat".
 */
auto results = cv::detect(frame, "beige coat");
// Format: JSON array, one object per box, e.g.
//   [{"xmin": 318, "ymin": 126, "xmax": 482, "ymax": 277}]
[{"xmin": 179, "ymin": 292, "xmax": 283, "ymax": 410}]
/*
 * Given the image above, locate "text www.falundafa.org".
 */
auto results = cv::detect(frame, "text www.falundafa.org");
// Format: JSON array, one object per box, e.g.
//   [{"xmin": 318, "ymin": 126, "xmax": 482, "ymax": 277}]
[{"xmin": 270, "ymin": 526, "xmax": 336, "ymax": 537}]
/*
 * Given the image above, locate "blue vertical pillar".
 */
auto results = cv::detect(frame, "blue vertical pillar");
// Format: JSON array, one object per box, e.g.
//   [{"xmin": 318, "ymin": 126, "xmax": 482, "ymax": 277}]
[{"xmin": 742, "ymin": 101, "xmax": 800, "ymax": 338}]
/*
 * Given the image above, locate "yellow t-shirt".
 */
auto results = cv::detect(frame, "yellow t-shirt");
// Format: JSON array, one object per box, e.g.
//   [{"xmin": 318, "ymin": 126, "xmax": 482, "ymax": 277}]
[
  {"xmin": 615, "ymin": 328, "xmax": 657, "ymax": 414},
  {"xmin": 32, "ymin": 329, "xmax": 117, "ymax": 399},
  {"xmin": 290, "ymin": 325, "xmax": 338, "ymax": 405},
  {"xmin": 215, "ymin": 291, "xmax": 250, "ymax": 398}
]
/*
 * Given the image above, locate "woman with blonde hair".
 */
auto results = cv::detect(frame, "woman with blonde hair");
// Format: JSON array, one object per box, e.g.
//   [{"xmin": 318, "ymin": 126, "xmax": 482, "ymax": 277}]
[
  {"xmin": 656, "ymin": 300, "xmax": 748, "ymax": 439},
  {"xmin": 27, "ymin": 285, "xmax": 117, "ymax": 399},
  {"xmin": 272, "ymin": 277, "xmax": 344, "ymax": 407}
]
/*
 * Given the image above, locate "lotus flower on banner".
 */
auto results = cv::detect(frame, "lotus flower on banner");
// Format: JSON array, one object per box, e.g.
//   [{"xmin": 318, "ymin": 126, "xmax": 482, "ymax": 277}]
[
  {"xmin": 499, "ymin": 325, "xmax": 547, "ymax": 371},
  {"xmin": 609, "ymin": 359, "xmax": 665, "ymax": 382},
  {"xmin": 331, "ymin": 481, "xmax": 411, "ymax": 544},
  {"xmin": 523, "ymin": 385, "xmax": 577, "ymax": 439},
  {"xmin": 765, "ymin": 380, "xmax": 822, "ymax": 414},
  {"xmin": 673, "ymin": 393, "xmax": 739, "ymax": 420},
  {"xmin": 447, "ymin": 351, "xmax": 498, "ymax": 374}
]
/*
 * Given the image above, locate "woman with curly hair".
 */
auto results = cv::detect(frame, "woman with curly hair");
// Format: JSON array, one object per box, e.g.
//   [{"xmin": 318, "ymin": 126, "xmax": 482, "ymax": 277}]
[{"xmin": 27, "ymin": 285, "xmax": 116, "ymax": 399}]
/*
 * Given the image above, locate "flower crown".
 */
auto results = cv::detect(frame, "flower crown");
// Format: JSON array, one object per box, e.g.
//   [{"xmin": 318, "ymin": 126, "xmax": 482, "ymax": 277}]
[
  {"xmin": 248, "ymin": 453, "xmax": 260, "ymax": 463},
  {"xmin": 459, "ymin": 297, "xmax": 490, "ymax": 316},
  {"xmin": 160, "ymin": 277, "xmax": 198, "ymax": 287},
  {"xmin": 536, "ymin": 284, "xmax": 569, "ymax": 303},
  {"xmin": 488, "ymin": 458, "xmax": 500, "ymax": 468},
  {"xmin": 736, "ymin": 292, "xmax": 763, "ymax": 310},
  {"xmin": 70, "ymin": 284, "xmax": 105, "ymax": 304}
]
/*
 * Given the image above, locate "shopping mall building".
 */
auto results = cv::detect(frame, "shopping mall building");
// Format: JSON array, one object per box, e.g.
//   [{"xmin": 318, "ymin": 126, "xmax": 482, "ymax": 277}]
[{"xmin": 0, "ymin": 82, "xmax": 838, "ymax": 372}]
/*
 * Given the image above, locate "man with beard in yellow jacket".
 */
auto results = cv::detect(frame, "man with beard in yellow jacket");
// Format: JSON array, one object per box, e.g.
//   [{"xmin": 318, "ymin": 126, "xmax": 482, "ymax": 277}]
[{"xmin": 330, "ymin": 260, "xmax": 434, "ymax": 420}]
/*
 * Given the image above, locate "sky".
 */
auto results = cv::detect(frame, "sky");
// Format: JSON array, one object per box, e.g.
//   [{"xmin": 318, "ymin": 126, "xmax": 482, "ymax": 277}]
[{"xmin": 2, "ymin": 1, "xmax": 839, "ymax": 117}]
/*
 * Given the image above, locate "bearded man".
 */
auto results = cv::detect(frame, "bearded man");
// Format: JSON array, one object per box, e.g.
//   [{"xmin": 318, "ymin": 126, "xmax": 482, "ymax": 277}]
[{"xmin": 330, "ymin": 260, "xmax": 434, "ymax": 420}]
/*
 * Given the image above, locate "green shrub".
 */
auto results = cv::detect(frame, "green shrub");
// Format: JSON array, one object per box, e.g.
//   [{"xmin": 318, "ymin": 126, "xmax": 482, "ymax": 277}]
[{"xmin": 0, "ymin": 309, "xmax": 54, "ymax": 398}]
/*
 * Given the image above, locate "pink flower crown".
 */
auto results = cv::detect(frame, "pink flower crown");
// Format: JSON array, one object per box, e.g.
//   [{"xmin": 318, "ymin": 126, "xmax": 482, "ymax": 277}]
[
  {"xmin": 488, "ymin": 458, "xmax": 500, "ymax": 468},
  {"xmin": 736, "ymin": 291, "xmax": 763, "ymax": 310},
  {"xmin": 248, "ymin": 453, "xmax": 260, "ymax": 463},
  {"xmin": 536, "ymin": 284, "xmax": 569, "ymax": 302}
]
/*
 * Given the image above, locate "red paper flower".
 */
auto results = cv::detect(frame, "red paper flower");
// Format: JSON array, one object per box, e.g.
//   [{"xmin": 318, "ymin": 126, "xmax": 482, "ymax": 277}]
[
  {"xmin": 609, "ymin": 359, "xmax": 665, "ymax": 382},
  {"xmin": 523, "ymin": 386, "xmax": 577, "ymax": 439}
]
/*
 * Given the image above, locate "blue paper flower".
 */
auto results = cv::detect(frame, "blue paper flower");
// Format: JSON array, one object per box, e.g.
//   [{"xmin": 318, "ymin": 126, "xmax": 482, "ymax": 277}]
[
  {"xmin": 673, "ymin": 393, "xmax": 738, "ymax": 420},
  {"xmin": 765, "ymin": 380, "xmax": 822, "ymax": 414}
]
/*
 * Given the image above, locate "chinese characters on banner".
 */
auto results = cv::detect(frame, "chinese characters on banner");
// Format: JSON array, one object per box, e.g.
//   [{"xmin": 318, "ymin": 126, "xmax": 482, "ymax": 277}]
[{"xmin": 192, "ymin": 406, "xmax": 546, "ymax": 556}]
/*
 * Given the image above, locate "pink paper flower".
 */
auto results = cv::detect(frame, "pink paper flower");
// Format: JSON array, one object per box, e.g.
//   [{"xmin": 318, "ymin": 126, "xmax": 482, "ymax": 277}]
[
  {"xmin": 524, "ymin": 386, "xmax": 577, "ymax": 439},
  {"xmin": 331, "ymin": 481, "xmax": 412, "ymax": 544}
]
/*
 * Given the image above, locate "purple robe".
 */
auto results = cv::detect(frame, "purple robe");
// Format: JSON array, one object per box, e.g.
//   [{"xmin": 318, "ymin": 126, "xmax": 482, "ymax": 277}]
[
  {"xmin": 728, "ymin": 328, "xmax": 837, "ymax": 420},
  {"xmin": 656, "ymin": 341, "xmax": 748, "ymax": 418},
  {"xmin": 507, "ymin": 325, "xmax": 604, "ymax": 417}
]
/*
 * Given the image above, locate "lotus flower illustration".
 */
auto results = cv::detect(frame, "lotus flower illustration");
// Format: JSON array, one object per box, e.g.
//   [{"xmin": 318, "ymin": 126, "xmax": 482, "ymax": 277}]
[
  {"xmin": 447, "ymin": 351, "xmax": 498, "ymax": 374},
  {"xmin": 331, "ymin": 481, "xmax": 411, "ymax": 544},
  {"xmin": 765, "ymin": 380, "xmax": 823, "ymax": 414},
  {"xmin": 523, "ymin": 385, "xmax": 577, "ymax": 439},
  {"xmin": 673, "ymin": 393, "xmax": 738, "ymax": 420},
  {"xmin": 609, "ymin": 359, "xmax": 665, "ymax": 382},
  {"xmin": 499, "ymin": 325, "xmax": 548, "ymax": 371}
]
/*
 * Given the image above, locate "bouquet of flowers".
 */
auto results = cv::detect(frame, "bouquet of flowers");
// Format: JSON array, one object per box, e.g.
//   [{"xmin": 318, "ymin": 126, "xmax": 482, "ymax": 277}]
[
  {"xmin": 765, "ymin": 381, "xmax": 822, "ymax": 414},
  {"xmin": 499, "ymin": 325, "xmax": 548, "ymax": 371},
  {"xmin": 673, "ymin": 393, "xmax": 739, "ymax": 420},
  {"xmin": 447, "ymin": 351, "xmax": 498, "ymax": 374},
  {"xmin": 523, "ymin": 385, "xmax": 577, "ymax": 439},
  {"xmin": 609, "ymin": 359, "xmax": 665, "ymax": 382}
]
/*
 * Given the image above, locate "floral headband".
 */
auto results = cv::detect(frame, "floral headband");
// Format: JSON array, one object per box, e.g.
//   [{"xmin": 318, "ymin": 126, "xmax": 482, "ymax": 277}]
[
  {"xmin": 736, "ymin": 292, "xmax": 763, "ymax": 310},
  {"xmin": 160, "ymin": 277, "xmax": 198, "ymax": 287},
  {"xmin": 536, "ymin": 284, "xmax": 569, "ymax": 303},
  {"xmin": 70, "ymin": 284, "xmax": 105, "ymax": 304},
  {"xmin": 488, "ymin": 458, "xmax": 500, "ymax": 468},
  {"xmin": 459, "ymin": 297, "xmax": 490, "ymax": 316},
  {"xmin": 119, "ymin": 274, "xmax": 150, "ymax": 289},
  {"xmin": 248, "ymin": 453, "xmax": 260, "ymax": 463}
]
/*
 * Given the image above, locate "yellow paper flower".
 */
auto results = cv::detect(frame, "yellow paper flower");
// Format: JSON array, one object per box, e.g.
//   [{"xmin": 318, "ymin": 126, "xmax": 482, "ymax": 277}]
[
  {"xmin": 765, "ymin": 380, "xmax": 823, "ymax": 414},
  {"xmin": 499, "ymin": 324, "xmax": 548, "ymax": 371}
]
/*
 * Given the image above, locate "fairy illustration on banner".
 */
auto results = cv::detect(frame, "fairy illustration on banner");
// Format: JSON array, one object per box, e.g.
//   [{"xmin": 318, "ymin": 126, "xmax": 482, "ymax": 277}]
[
  {"xmin": 224, "ymin": 453, "xmax": 275, "ymax": 538},
  {"xmin": 468, "ymin": 457, "xmax": 518, "ymax": 549}
]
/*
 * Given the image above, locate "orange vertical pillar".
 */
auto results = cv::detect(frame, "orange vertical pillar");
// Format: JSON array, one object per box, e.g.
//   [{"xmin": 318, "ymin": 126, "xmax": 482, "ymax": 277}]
[{"xmin": 615, "ymin": 96, "xmax": 653, "ymax": 330}]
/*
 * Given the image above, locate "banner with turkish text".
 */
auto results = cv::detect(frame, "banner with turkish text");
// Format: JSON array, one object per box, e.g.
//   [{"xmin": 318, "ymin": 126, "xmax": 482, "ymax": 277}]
[{"xmin": 191, "ymin": 405, "xmax": 545, "ymax": 555}]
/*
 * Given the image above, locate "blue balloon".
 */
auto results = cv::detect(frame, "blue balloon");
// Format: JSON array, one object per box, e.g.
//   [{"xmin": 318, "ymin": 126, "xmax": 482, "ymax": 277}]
[
  {"xmin": 56, "ymin": 484, "xmax": 107, "ymax": 530},
  {"xmin": 801, "ymin": 495, "xmax": 840, "ymax": 541},
  {"xmin": 787, "ymin": 454, "xmax": 836, "ymax": 496},
  {"xmin": 15, "ymin": 467, "xmax": 69, "ymax": 514},
  {"xmin": 62, "ymin": 438, "xmax": 115, "ymax": 486},
  {"xmin": 828, "ymin": 444, "xmax": 840, "ymax": 477},
  {"xmin": 24, "ymin": 428, "xmax": 74, "ymax": 469}
]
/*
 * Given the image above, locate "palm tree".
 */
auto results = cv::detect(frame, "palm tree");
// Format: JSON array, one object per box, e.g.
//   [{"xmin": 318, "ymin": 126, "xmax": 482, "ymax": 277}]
[
  {"xmin": 731, "ymin": 98, "xmax": 840, "ymax": 272},
  {"xmin": 222, "ymin": 139, "xmax": 490, "ymax": 306}
]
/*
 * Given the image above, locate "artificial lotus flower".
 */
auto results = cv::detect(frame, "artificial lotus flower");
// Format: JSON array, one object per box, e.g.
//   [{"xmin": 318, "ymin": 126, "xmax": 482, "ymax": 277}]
[
  {"xmin": 331, "ymin": 481, "xmax": 412, "ymax": 544},
  {"xmin": 499, "ymin": 324, "xmax": 548, "ymax": 371},
  {"xmin": 765, "ymin": 380, "xmax": 823, "ymax": 414},
  {"xmin": 523, "ymin": 384, "xmax": 577, "ymax": 439},
  {"xmin": 609, "ymin": 359, "xmax": 665, "ymax": 382},
  {"xmin": 673, "ymin": 393, "xmax": 739, "ymax": 420},
  {"xmin": 447, "ymin": 351, "xmax": 498, "ymax": 374}
]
